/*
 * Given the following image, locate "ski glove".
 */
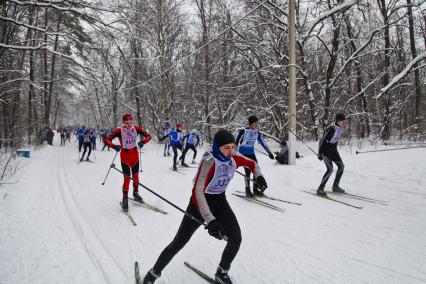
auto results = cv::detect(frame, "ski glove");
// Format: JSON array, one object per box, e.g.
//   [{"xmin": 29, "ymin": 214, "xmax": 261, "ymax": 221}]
[
  {"xmin": 206, "ymin": 219, "xmax": 225, "ymax": 240},
  {"xmin": 114, "ymin": 145, "xmax": 121, "ymax": 152},
  {"xmin": 268, "ymin": 152, "xmax": 275, "ymax": 160},
  {"xmin": 318, "ymin": 154, "xmax": 323, "ymax": 161},
  {"xmin": 255, "ymin": 176, "xmax": 268, "ymax": 192},
  {"xmin": 138, "ymin": 141, "xmax": 144, "ymax": 148}
]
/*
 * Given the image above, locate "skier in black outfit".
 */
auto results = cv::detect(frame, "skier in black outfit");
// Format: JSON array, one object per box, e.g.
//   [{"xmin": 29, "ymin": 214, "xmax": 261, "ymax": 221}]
[
  {"xmin": 142, "ymin": 129, "xmax": 268, "ymax": 284},
  {"xmin": 235, "ymin": 115, "xmax": 274, "ymax": 197},
  {"xmin": 80, "ymin": 129, "xmax": 92, "ymax": 161},
  {"xmin": 317, "ymin": 112, "xmax": 347, "ymax": 196}
]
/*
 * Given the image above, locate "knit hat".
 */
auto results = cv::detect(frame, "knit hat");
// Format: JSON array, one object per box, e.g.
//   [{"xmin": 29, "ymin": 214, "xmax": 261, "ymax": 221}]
[
  {"xmin": 335, "ymin": 112, "xmax": 346, "ymax": 122},
  {"xmin": 213, "ymin": 129, "xmax": 235, "ymax": 147},
  {"xmin": 122, "ymin": 114, "xmax": 133, "ymax": 121},
  {"xmin": 248, "ymin": 115, "xmax": 259, "ymax": 125},
  {"xmin": 176, "ymin": 122, "xmax": 183, "ymax": 129}
]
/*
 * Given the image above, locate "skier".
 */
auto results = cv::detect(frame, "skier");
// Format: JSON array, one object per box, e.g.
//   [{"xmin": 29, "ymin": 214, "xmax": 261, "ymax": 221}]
[
  {"xmin": 104, "ymin": 114, "xmax": 152, "ymax": 210},
  {"xmin": 179, "ymin": 129, "xmax": 200, "ymax": 166},
  {"xmin": 317, "ymin": 112, "xmax": 347, "ymax": 196},
  {"xmin": 77, "ymin": 126, "xmax": 85, "ymax": 152},
  {"xmin": 65, "ymin": 129, "xmax": 71, "ymax": 143},
  {"xmin": 90, "ymin": 128, "xmax": 97, "ymax": 151},
  {"xmin": 160, "ymin": 122, "xmax": 183, "ymax": 171},
  {"xmin": 80, "ymin": 128, "xmax": 92, "ymax": 161},
  {"xmin": 59, "ymin": 129, "xmax": 66, "ymax": 146},
  {"xmin": 235, "ymin": 115, "xmax": 275, "ymax": 197},
  {"xmin": 142, "ymin": 129, "xmax": 268, "ymax": 284},
  {"xmin": 162, "ymin": 117, "xmax": 172, "ymax": 156},
  {"xmin": 101, "ymin": 128, "xmax": 111, "ymax": 151}
]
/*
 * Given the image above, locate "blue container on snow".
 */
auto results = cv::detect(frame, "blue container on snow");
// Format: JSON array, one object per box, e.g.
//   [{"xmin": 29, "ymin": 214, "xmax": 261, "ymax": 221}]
[{"xmin": 16, "ymin": 150, "xmax": 30, "ymax": 158}]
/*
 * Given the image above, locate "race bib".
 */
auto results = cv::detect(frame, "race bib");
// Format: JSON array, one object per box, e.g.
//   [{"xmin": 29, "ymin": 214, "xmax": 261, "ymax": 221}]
[
  {"xmin": 241, "ymin": 129, "xmax": 258, "ymax": 147},
  {"xmin": 121, "ymin": 126, "xmax": 137, "ymax": 149},
  {"xmin": 205, "ymin": 158, "xmax": 236, "ymax": 194}
]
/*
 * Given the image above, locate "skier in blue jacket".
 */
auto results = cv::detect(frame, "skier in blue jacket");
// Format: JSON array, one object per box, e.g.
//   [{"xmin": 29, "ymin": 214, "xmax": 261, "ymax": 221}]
[
  {"xmin": 236, "ymin": 115, "xmax": 274, "ymax": 197},
  {"xmin": 179, "ymin": 129, "xmax": 200, "ymax": 167},
  {"xmin": 160, "ymin": 123, "xmax": 184, "ymax": 171}
]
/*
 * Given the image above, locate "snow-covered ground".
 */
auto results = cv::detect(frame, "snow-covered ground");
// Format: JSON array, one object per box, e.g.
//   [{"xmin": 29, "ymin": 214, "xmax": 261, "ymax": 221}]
[{"xmin": 1, "ymin": 135, "xmax": 426, "ymax": 284}]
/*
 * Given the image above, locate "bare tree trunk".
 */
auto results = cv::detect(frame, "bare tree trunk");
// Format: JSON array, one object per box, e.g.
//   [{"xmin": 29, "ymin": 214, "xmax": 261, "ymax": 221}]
[
  {"xmin": 378, "ymin": 0, "xmax": 391, "ymax": 140},
  {"xmin": 322, "ymin": 0, "xmax": 341, "ymax": 128},
  {"xmin": 406, "ymin": 0, "xmax": 422, "ymax": 129},
  {"xmin": 45, "ymin": 16, "xmax": 61, "ymax": 126},
  {"xmin": 345, "ymin": 16, "xmax": 370, "ymax": 138},
  {"xmin": 43, "ymin": 9, "xmax": 49, "ymax": 126},
  {"xmin": 196, "ymin": 0, "xmax": 211, "ymax": 138},
  {"xmin": 94, "ymin": 87, "xmax": 104, "ymax": 128},
  {"xmin": 27, "ymin": 7, "xmax": 37, "ymax": 143}
]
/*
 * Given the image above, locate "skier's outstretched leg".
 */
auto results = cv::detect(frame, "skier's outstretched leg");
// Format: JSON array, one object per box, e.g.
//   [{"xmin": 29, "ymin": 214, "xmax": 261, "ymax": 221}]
[{"xmin": 149, "ymin": 201, "xmax": 201, "ymax": 277}]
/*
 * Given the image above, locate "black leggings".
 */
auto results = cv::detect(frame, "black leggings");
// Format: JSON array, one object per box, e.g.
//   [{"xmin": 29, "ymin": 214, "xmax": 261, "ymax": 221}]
[
  {"xmin": 180, "ymin": 144, "xmax": 197, "ymax": 163},
  {"xmin": 81, "ymin": 142, "xmax": 92, "ymax": 159},
  {"xmin": 172, "ymin": 144, "xmax": 182, "ymax": 166},
  {"xmin": 319, "ymin": 155, "xmax": 344, "ymax": 188},
  {"xmin": 152, "ymin": 197, "xmax": 241, "ymax": 274},
  {"xmin": 243, "ymin": 154, "xmax": 257, "ymax": 189}
]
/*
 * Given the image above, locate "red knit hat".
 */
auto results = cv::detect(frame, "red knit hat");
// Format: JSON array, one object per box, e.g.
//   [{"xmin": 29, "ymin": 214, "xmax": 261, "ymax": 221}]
[
  {"xmin": 176, "ymin": 122, "xmax": 182, "ymax": 128},
  {"xmin": 122, "ymin": 114, "xmax": 133, "ymax": 121}
]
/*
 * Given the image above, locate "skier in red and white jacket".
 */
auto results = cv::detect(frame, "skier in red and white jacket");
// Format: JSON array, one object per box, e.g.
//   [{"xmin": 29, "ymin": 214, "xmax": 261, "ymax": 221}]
[
  {"xmin": 104, "ymin": 114, "xmax": 152, "ymax": 210},
  {"xmin": 143, "ymin": 129, "xmax": 267, "ymax": 284}
]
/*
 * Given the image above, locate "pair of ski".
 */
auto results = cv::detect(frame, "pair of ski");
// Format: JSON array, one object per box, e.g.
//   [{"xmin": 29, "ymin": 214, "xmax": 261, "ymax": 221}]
[
  {"xmin": 235, "ymin": 191, "xmax": 302, "ymax": 206},
  {"xmin": 134, "ymin": 261, "xmax": 216, "ymax": 284},
  {"xmin": 232, "ymin": 192, "xmax": 285, "ymax": 212},
  {"xmin": 77, "ymin": 159, "xmax": 94, "ymax": 164},
  {"xmin": 120, "ymin": 198, "xmax": 168, "ymax": 226},
  {"xmin": 303, "ymin": 190, "xmax": 387, "ymax": 209},
  {"xmin": 169, "ymin": 165, "xmax": 197, "ymax": 175}
]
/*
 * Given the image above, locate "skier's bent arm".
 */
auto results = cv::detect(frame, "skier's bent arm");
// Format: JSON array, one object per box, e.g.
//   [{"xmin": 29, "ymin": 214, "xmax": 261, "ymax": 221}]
[
  {"xmin": 233, "ymin": 152, "xmax": 263, "ymax": 178},
  {"xmin": 193, "ymin": 159, "xmax": 216, "ymax": 224}
]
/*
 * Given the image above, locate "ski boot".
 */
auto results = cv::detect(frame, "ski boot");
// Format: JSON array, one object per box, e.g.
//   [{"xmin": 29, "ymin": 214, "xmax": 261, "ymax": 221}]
[
  {"xmin": 163, "ymin": 152, "xmax": 166, "ymax": 157},
  {"xmin": 133, "ymin": 192, "xmax": 143, "ymax": 202},
  {"xmin": 215, "ymin": 266, "xmax": 233, "ymax": 284},
  {"xmin": 143, "ymin": 269, "xmax": 160, "ymax": 284},
  {"xmin": 332, "ymin": 185, "xmax": 345, "ymax": 193},
  {"xmin": 167, "ymin": 152, "xmax": 171, "ymax": 156},
  {"xmin": 80, "ymin": 156, "xmax": 84, "ymax": 162},
  {"xmin": 245, "ymin": 187, "xmax": 254, "ymax": 198},
  {"xmin": 86, "ymin": 157, "xmax": 90, "ymax": 162},
  {"xmin": 316, "ymin": 187, "xmax": 327, "ymax": 196},
  {"xmin": 181, "ymin": 162, "xmax": 189, "ymax": 167},
  {"xmin": 172, "ymin": 164, "xmax": 177, "ymax": 171},
  {"xmin": 253, "ymin": 187, "xmax": 264, "ymax": 197},
  {"xmin": 121, "ymin": 198, "xmax": 129, "ymax": 211}
]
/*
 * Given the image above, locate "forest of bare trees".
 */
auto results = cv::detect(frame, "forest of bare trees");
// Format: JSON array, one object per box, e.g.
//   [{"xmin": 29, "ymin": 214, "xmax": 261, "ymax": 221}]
[{"xmin": 1, "ymin": 0, "xmax": 425, "ymax": 154}]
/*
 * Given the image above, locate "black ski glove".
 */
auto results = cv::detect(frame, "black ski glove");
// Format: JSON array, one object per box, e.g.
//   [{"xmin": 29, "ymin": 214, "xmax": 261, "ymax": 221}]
[
  {"xmin": 114, "ymin": 145, "xmax": 121, "ymax": 152},
  {"xmin": 255, "ymin": 176, "xmax": 268, "ymax": 192},
  {"xmin": 318, "ymin": 154, "xmax": 323, "ymax": 161},
  {"xmin": 206, "ymin": 219, "xmax": 225, "ymax": 240},
  {"xmin": 268, "ymin": 152, "xmax": 275, "ymax": 160},
  {"xmin": 138, "ymin": 141, "xmax": 144, "ymax": 148}
]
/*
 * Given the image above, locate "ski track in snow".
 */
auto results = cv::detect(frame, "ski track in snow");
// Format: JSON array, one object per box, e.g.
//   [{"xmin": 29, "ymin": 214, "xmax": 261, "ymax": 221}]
[{"xmin": 1, "ymin": 135, "xmax": 426, "ymax": 283}]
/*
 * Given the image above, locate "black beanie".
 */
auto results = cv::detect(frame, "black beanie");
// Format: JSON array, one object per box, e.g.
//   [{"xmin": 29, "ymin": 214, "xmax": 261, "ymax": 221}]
[
  {"xmin": 248, "ymin": 115, "xmax": 259, "ymax": 125},
  {"xmin": 335, "ymin": 112, "xmax": 346, "ymax": 122},
  {"xmin": 213, "ymin": 129, "xmax": 236, "ymax": 147}
]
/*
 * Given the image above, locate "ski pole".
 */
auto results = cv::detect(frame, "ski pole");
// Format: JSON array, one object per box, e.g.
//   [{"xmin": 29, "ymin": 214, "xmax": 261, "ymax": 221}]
[
  {"xmin": 139, "ymin": 148, "xmax": 143, "ymax": 172},
  {"xmin": 288, "ymin": 129, "xmax": 318, "ymax": 156},
  {"xmin": 101, "ymin": 151, "xmax": 118, "ymax": 186},
  {"xmin": 110, "ymin": 164, "xmax": 207, "ymax": 227},
  {"xmin": 356, "ymin": 145, "xmax": 426, "ymax": 155},
  {"xmin": 254, "ymin": 148, "xmax": 269, "ymax": 157}
]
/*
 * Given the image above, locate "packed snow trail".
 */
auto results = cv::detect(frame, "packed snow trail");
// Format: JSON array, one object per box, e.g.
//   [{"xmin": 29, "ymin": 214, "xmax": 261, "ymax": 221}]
[{"xmin": 1, "ymin": 135, "xmax": 426, "ymax": 283}]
